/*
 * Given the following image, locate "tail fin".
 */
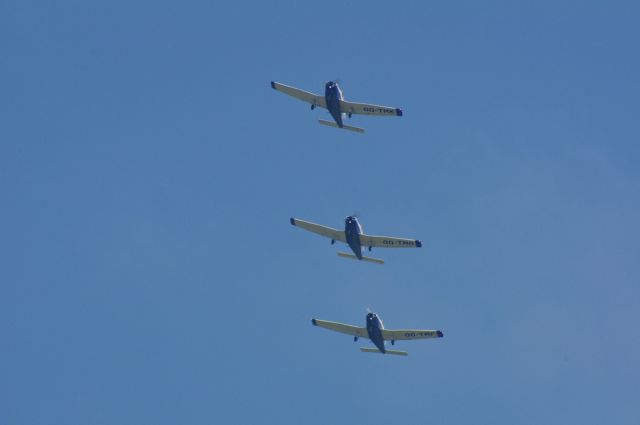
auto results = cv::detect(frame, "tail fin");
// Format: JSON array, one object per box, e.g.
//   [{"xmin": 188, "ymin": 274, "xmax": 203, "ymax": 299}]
[
  {"xmin": 318, "ymin": 119, "xmax": 365, "ymax": 133},
  {"xmin": 337, "ymin": 252, "xmax": 384, "ymax": 265},
  {"xmin": 360, "ymin": 347, "xmax": 408, "ymax": 356}
]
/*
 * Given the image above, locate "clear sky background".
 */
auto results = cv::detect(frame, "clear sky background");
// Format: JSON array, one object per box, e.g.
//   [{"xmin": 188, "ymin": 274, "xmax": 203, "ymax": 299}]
[{"xmin": 1, "ymin": 1, "xmax": 639, "ymax": 424}]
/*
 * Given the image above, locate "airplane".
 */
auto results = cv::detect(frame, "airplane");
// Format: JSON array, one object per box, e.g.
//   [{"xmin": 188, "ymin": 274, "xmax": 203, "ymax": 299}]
[
  {"xmin": 312, "ymin": 312, "xmax": 444, "ymax": 356},
  {"xmin": 270, "ymin": 80, "xmax": 403, "ymax": 133},
  {"xmin": 290, "ymin": 216, "xmax": 422, "ymax": 264}
]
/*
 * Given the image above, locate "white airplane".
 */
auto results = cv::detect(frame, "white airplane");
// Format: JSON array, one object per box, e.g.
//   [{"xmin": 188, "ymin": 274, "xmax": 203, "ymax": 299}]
[
  {"xmin": 312, "ymin": 312, "xmax": 443, "ymax": 356},
  {"xmin": 290, "ymin": 215, "xmax": 422, "ymax": 264},
  {"xmin": 271, "ymin": 80, "xmax": 403, "ymax": 133}
]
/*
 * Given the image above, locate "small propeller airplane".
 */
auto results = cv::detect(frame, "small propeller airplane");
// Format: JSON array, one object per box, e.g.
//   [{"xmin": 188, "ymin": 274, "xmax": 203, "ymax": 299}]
[
  {"xmin": 271, "ymin": 80, "xmax": 403, "ymax": 133},
  {"xmin": 312, "ymin": 312, "xmax": 443, "ymax": 356},
  {"xmin": 290, "ymin": 216, "xmax": 422, "ymax": 264}
]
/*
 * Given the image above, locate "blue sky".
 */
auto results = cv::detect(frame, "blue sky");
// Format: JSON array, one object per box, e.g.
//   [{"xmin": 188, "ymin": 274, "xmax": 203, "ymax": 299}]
[{"xmin": 1, "ymin": 1, "xmax": 639, "ymax": 424}]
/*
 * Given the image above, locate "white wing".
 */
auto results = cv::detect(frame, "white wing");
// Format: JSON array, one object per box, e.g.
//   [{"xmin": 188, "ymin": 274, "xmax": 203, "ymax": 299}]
[
  {"xmin": 381, "ymin": 329, "xmax": 443, "ymax": 341},
  {"xmin": 359, "ymin": 234, "xmax": 422, "ymax": 248},
  {"xmin": 339, "ymin": 100, "xmax": 403, "ymax": 116},
  {"xmin": 290, "ymin": 218, "xmax": 346, "ymax": 243},
  {"xmin": 312, "ymin": 319, "xmax": 368, "ymax": 338},
  {"xmin": 271, "ymin": 81, "xmax": 327, "ymax": 108}
]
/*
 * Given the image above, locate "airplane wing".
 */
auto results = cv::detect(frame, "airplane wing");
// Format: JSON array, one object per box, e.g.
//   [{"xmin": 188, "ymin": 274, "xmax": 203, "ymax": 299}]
[
  {"xmin": 359, "ymin": 234, "xmax": 422, "ymax": 248},
  {"xmin": 271, "ymin": 81, "xmax": 327, "ymax": 108},
  {"xmin": 339, "ymin": 100, "xmax": 403, "ymax": 116},
  {"xmin": 312, "ymin": 319, "xmax": 368, "ymax": 338},
  {"xmin": 290, "ymin": 218, "xmax": 346, "ymax": 243},
  {"xmin": 381, "ymin": 329, "xmax": 443, "ymax": 341}
]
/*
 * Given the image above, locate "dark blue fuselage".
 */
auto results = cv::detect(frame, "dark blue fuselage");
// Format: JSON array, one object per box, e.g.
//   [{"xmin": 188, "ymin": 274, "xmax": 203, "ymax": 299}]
[
  {"xmin": 325, "ymin": 81, "xmax": 345, "ymax": 127},
  {"xmin": 366, "ymin": 313, "xmax": 386, "ymax": 353},
  {"xmin": 344, "ymin": 216, "xmax": 363, "ymax": 259}
]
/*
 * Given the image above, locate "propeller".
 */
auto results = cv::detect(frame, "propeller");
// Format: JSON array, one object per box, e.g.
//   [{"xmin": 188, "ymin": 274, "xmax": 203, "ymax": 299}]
[
  {"xmin": 321, "ymin": 78, "xmax": 341, "ymax": 87},
  {"xmin": 347, "ymin": 212, "xmax": 363, "ymax": 233}
]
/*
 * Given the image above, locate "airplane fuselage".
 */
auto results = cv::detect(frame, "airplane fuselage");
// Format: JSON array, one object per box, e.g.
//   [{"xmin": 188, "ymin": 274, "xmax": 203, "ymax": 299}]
[
  {"xmin": 366, "ymin": 313, "xmax": 386, "ymax": 353},
  {"xmin": 325, "ymin": 81, "xmax": 345, "ymax": 127},
  {"xmin": 344, "ymin": 216, "xmax": 363, "ymax": 259}
]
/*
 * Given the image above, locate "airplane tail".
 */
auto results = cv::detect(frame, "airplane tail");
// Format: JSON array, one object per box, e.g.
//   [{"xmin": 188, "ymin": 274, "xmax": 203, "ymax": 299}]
[
  {"xmin": 360, "ymin": 347, "xmax": 408, "ymax": 356},
  {"xmin": 337, "ymin": 252, "xmax": 384, "ymax": 265},
  {"xmin": 318, "ymin": 119, "xmax": 365, "ymax": 133}
]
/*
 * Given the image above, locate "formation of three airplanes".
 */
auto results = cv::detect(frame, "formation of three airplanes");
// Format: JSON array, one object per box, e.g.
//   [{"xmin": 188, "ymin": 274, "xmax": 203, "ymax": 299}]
[{"xmin": 272, "ymin": 80, "xmax": 443, "ymax": 356}]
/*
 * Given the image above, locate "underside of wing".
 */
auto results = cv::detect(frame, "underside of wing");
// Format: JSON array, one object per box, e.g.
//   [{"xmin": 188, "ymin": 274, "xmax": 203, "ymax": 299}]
[
  {"xmin": 290, "ymin": 218, "xmax": 346, "ymax": 243},
  {"xmin": 339, "ymin": 100, "xmax": 403, "ymax": 116},
  {"xmin": 271, "ymin": 81, "xmax": 327, "ymax": 108},
  {"xmin": 359, "ymin": 234, "xmax": 422, "ymax": 249},
  {"xmin": 381, "ymin": 329, "xmax": 443, "ymax": 341},
  {"xmin": 312, "ymin": 319, "xmax": 368, "ymax": 338}
]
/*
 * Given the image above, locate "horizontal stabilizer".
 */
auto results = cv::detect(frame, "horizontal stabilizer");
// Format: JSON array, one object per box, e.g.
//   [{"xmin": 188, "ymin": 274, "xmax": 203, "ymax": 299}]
[
  {"xmin": 360, "ymin": 347, "xmax": 408, "ymax": 356},
  {"xmin": 337, "ymin": 252, "xmax": 384, "ymax": 264},
  {"xmin": 318, "ymin": 119, "xmax": 365, "ymax": 133}
]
